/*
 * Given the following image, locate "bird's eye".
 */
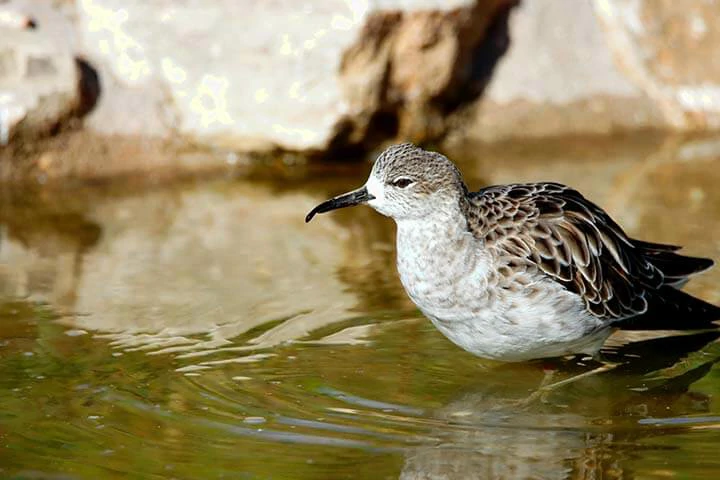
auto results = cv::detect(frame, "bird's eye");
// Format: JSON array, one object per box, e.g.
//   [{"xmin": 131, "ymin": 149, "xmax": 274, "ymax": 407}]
[{"xmin": 391, "ymin": 177, "xmax": 414, "ymax": 188}]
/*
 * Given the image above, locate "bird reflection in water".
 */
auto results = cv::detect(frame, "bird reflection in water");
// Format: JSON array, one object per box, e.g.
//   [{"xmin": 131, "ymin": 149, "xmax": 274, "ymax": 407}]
[{"xmin": 399, "ymin": 331, "xmax": 720, "ymax": 480}]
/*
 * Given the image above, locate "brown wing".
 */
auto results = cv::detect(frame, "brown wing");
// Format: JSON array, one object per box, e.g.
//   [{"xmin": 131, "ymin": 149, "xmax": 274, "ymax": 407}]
[{"xmin": 464, "ymin": 183, "xmax": 711, "ymax": 320}]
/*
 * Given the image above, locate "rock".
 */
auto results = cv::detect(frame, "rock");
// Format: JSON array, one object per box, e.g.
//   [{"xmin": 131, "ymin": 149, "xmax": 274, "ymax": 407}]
[
  {"xmin": 75, "ymin": 0, "xmax": 512, "ymax": 152},
  {"xmin": 455, "ymin": 0, "xmax": 668, "ymax": 142},
  {"xmin": 340, "ymin": 0, "xmax": 514, "ymax": 144},
  {"xmin": 456, "ymin": 0, "xmax": 720, "ymax": 142},
  {"xmin": 595, "ymin": 0, "xmax": 720, "ymax": 129},
  {"xmin": 0, "ymin": 0, "xmax": 79, "ymax": 145},
  {"xmin": 7, "ymin": 0, "xmax": 720, "ymax": 172}
]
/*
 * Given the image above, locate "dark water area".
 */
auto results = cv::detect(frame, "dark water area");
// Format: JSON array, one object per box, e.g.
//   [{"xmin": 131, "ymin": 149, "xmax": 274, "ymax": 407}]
[{"xmin": 1, "ymin": 135, "xmax": 720, "ymax": 478}]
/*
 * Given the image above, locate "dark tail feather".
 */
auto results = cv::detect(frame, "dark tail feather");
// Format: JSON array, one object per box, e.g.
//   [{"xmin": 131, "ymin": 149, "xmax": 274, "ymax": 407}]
[
  {"xmin": 632, "ymin": 238, "xmax": 714, "ymax": 285},
  {"xmin": 649, "ymin": 253, "xmax": 714, "ymax": 284},
  {"xmin": 620, "ymin": 286, "xmax": 720, "ymax": 331},
  {"xmin": 632, "ymin": 239, "xmax": 682, "ymax": 253}
]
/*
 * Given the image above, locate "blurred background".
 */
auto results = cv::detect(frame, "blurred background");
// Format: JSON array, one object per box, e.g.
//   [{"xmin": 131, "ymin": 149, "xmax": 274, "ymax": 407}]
[{"xmin": 2, "ymin": 1, "xmax": 720, "ymax": 479}]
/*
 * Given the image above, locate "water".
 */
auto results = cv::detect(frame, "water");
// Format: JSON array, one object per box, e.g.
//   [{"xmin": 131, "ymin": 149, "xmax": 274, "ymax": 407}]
[{"xmin": 1, "ymin": 135, "xmax": 720, "ymax": 478}]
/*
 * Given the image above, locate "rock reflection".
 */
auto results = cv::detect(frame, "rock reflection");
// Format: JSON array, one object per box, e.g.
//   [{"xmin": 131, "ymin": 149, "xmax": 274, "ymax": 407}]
[
  {"xmin": 0, "ymin": 181, "xmax": 377, "ymax": 370},
  {"xmin": 400, "ymin": 332, "xmax": 720, "ymax": 480},
  {"xmin": 0, "ymin": 195, "xmax": 101, "ymax": 310}
]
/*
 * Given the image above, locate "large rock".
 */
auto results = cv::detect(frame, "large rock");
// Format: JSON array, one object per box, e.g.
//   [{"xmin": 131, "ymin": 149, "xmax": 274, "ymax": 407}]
[
  {"xmin": 455, "ymin": 0, "xmax": 668, "ymax": 142},
  {"xmin": 7, "ymin": 0, "xmax": 720, "ymax": 173},
  {"xmin": 595, "ymin": 0, "xmax": 720, "ymax": 129},
  {"xmin": 0, "ymin": 0, "xmax": 79, "ymax": 145},
  {"xmin": 75, "ymin": 0, "xmax": 511, "ymax": 152},
  {"xmin": 456, "ymin": 0, "xmax": 720, "ymax": 142}
]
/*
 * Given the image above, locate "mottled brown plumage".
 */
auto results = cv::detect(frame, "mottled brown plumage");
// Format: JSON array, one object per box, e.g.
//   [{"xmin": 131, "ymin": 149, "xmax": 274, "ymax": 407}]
[{"xmin": 464, "ymin": 182, "xmax": 715, "ymax": 326}]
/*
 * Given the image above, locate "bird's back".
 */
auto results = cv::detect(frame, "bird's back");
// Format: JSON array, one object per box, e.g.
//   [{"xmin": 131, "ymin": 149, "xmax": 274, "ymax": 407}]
[{"xmin": 463, "ymin": 182, "xmax": 719, "ymax": 329}]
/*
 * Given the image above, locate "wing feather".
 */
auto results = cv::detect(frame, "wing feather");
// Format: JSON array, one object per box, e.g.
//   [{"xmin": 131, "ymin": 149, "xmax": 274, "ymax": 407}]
[{"xmin": 464, "ymin": 183, "xmax": 674, "ymax": 320}]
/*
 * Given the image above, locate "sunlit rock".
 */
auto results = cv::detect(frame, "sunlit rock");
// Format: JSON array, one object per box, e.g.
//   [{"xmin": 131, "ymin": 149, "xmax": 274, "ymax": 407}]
[
  {"xmin": 458, "ymin": 0, "xmax": 666, "ymax": 142},
  {"xmin": 0, "ymin": 0, "xmax": 78, "ymax": 145},
  {"xmin": 458, "ymin": 0, "xmax": 720, "ymax": 142},
  {"xmin": 6, "ymin": 0, "xmax": 720, "ymax": 160},
  {"xmin": 595, "ymin": 0, "xmax": 720, "ymax": 129},
  {"xmin": 75, "ymin": 0, "xmax": 510, "ymax": 150}
]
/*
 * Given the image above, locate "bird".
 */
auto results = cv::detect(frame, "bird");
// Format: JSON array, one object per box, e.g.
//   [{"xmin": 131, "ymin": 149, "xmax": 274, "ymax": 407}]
[{"xmin": 305, "ymin": 143, "xmax": 720, "ymax": 363}]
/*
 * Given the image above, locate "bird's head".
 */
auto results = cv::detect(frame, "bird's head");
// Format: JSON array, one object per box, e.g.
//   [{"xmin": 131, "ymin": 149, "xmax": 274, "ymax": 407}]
[{"xmin": 306, "ymin": 143, "xmax": 466, "ymax": 223}]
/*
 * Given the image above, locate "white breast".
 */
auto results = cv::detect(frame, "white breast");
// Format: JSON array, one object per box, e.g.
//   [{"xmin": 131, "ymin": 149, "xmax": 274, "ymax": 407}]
[{"xmin": 395, "ymin": 217, "xmax": 609, "ymax": 361}]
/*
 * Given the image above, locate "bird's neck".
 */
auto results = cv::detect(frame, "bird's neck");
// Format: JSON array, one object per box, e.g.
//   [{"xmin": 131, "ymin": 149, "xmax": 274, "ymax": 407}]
[
  {"xmin": 395, "ymin": 204, "xmax": 476, "ymax": 280},
  {"xmin": 396, "ymin": 209, "xmax": 468, "ymax": 250},
  {"xmin": 394, "ymin": 204, "xmax": 489, "ymax": 321}
]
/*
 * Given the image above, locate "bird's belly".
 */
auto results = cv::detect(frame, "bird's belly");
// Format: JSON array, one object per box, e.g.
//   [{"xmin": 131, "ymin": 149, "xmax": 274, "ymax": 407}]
[
  {"xmin": 403, "ymin": 273, "xmax": 609, "ymax": 361},
  {"xmin": 427, "ymin": 311, "xmax": 611, "ymax": 362}
]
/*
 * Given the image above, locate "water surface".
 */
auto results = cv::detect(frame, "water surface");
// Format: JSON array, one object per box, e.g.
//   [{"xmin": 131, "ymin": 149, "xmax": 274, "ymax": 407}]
[{"xmin": 1, "ymin": 135, "xmax": 720, "ymax": 478}]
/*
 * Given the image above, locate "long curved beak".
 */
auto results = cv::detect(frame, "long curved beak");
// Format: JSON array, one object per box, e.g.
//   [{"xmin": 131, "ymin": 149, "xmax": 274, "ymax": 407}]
[{"xmin": 305, "ymin": 186, "xmax": 375, "ymax": 223}]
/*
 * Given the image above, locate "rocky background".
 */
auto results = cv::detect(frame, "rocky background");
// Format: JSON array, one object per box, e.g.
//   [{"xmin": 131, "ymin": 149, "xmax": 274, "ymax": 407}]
[{"xmin": 2, "ymin": 0, "xmax": 720, "ymax": 181}]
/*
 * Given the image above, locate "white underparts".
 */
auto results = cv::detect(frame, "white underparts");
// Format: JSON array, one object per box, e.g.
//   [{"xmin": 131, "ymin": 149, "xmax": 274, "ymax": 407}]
[{"xmin": 393, "ymin": 209, "xmax": 608, "ymax": 362}]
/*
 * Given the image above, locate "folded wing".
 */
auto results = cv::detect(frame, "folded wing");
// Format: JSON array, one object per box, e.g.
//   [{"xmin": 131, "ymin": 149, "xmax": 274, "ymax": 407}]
[{"xmin": 465, "ymin": 182, "xmax": 713, "ymax": 321}]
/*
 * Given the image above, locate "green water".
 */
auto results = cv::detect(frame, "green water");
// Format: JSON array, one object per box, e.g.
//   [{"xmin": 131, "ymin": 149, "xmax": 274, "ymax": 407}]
[{"xmin": 1, "ymin": 135, "xmax": 720, "ymax": 479}]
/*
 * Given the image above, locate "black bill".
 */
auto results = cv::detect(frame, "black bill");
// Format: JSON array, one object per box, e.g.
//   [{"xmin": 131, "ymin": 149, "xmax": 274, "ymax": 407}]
[{"xmin": 305, "ymin": 186, "xmax": 375, "ymax": 223}]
